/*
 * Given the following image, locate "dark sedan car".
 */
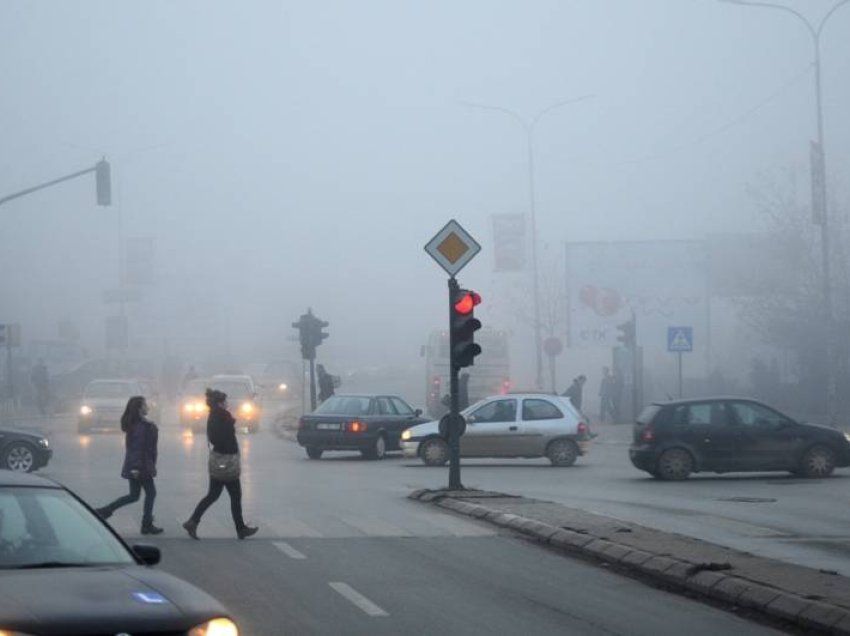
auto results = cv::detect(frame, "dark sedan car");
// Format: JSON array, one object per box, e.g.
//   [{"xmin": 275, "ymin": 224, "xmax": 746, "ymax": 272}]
[
  {"xmin": 0, "ymin": 471, "xmax": 239, "ymax": 635},
  {"xmin": 629, "ymin": 397, "xmax": 850, "ymax": 480},
  {"xmin": 0, "ymin": 427, "xmax": 52, "ymax": 472},
  {"xmin": 297, "ymin": 394, "xmax": 428, "ymax": 460}
]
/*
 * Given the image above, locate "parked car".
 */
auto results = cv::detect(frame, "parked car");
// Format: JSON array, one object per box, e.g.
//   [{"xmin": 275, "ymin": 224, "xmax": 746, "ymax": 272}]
[
  {"xmin": 401, "ymin": 393, "xmax": 592, "ymax": 467},
  {"xmin": 78, "ymin": 379, "xmax": 160, "ymax": 434},
  {"xmin": 180, "ymin": 377, "xmax": 212, "ymax": 433},
  {"xmin": 0, "ymin": 428, "xmax": 51, "ymax": 472},
  {"xmin": 209, "ymin": 374, "xmax": 261, "ymax": 433},
  {"xmin": 629, "ymin": 397, "xmax": 850, "ymax": 480},
  {"xmin": 0, "ymin": 471, "xmax": 239, "ymax": 635},
  {"xmin": 297, "ymin": 394, "xmax": 428, "ymax": 460}
]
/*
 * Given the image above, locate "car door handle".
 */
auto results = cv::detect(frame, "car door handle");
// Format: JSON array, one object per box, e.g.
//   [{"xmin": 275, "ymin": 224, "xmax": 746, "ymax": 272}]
[{"xmin": 509, "ymin": 426, "xmax": 518, "ymax": 431}]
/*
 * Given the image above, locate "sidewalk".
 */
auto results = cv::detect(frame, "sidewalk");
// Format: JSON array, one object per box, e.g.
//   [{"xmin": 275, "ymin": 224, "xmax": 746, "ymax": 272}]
[{"xmin": 410, "ymin": 488, "xmax": 850, "ymax": 634}]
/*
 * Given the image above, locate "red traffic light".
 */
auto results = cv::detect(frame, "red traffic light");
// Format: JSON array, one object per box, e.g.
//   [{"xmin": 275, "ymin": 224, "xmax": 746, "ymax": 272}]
[{"xmin": 453, "ymin": 291, "xmax": 481, "ymax": 315}]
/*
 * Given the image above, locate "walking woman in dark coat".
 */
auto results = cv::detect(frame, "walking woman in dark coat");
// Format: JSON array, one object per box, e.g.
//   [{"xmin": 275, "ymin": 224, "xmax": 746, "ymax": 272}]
[
  {"xmin": 182, "ymin": 389, "xmax": 258, "ymax": 540},
  {"xmin": 95, "ymin": 396, "xmax": 163, "ymax": 534}
]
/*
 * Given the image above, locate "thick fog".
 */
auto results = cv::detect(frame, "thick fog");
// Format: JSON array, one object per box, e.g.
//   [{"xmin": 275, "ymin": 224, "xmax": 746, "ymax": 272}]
[{"xmin": 2, "ymin": 1, "xmax": 849, "ymax": 403}]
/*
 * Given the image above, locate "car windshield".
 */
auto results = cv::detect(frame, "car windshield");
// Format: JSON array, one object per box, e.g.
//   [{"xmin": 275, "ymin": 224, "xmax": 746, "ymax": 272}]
[
  {"xmin": 84, "ymin": 382, "xmax": 139, "ymax": 398},
  {"xmin": 314, "ymin": 396, "xmax": 372, "ymax": 416},
  {"xmin": 0, "ymin": 487, "xmax": 135, "ymax": 569},
  {"xmin": 209, "ymin": 381, "xmax": 253, "ymax": 400},
  {"xmin": 184, "ymin": 378, "xmax": 209, "ymax": 395}
]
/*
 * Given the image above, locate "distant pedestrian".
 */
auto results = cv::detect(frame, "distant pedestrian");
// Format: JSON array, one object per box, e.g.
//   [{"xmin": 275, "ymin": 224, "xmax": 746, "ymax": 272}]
[
  {"xmin": 182, "ymin": 389, "xmax": 258, "ymax": 540},
  {"xmin": 599, "ymin": 367, "xmax": 616, "ymax": 423},
  {"xmin": 562, "ymin": 375, "xmax": 587, "ymax": 412},
  {"xmin": 182, "ymin": 365, "xmax": 199, "ymax": 389},
  {"xmin": 30, "ymin": 359, "xmax": 49, "ymax": 416},
  {"xmin": 317, "ymin": 364, "xmax": 335, "ymax": 403},
  {"xmin": 95, "ymin": 396, "xmax": 163, "ymax": 535}
]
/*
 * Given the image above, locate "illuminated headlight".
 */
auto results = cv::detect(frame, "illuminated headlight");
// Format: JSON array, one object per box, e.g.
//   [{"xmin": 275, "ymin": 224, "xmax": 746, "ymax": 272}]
[
  {"xmin": 401, "ymin": 429, "xmax": 412, "ymax": 441},
  {"xmin": 37, "ymin": 438, "xmax": 49, "ymax": 448},
  {"xmin": 80, "ymin": 405, "xmax": 93, "ymax": 416},
  {"xmin": 278, "ymin": 383, "xmax": 287, "ymax": 392},
  {"xmin": 240, "ymin": 402, "xmax": 255, "ymax": 415},
  {"xmin": 184, "ymin": 403, "xmax": 195, "ymax": 413},
  {"xmin": 187, "ymin": 617, "xmax": 239, "ymax": 636},
  {"xmin": 844, "ymin": 432, "xmax": 850, "ymax": 443}
]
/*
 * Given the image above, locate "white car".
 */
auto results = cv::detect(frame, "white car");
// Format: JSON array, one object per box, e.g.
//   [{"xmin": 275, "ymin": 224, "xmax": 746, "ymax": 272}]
[{"xmin": 401, "ymin": 393, "xmax": 592, "ymax": 467}]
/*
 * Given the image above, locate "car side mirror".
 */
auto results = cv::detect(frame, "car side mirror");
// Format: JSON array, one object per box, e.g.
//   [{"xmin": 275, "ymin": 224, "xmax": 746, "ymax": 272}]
[
  {"xmin": 414, "ymin": 409, "xmax": 422, "ymax": 417},
  {"xmin": 467, "ymin": 415, "xmax": 476, "ymax": 424},
  {"xmin": 131, "ymin": 544, "xmax": 161, "ymax": 566}
]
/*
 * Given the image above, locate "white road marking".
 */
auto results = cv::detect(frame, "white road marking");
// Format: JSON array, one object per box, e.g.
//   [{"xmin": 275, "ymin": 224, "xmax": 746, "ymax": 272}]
[
  {"xmin": 273, "ymin": 541, "xmax": 306, "ymax": 559},
  {"xmin": 329, "ymin": 582, "xmax": 389, "ymax": 617}
]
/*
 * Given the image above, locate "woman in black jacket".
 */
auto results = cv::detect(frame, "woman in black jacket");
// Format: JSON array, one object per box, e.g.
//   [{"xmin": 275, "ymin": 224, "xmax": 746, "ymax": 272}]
[
  {"xmin": 95, "ymin": 396, "xmax": 163, "ymax": 534},
  {"xmin": 183, "ymin": 389, "xmax": 258, "ymax": 540}
]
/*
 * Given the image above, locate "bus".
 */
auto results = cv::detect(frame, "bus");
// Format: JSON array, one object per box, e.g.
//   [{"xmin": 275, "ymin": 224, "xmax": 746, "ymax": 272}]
[{"xmin": 421, "ymin": 328, "xmax": 511, "ymax": 417}]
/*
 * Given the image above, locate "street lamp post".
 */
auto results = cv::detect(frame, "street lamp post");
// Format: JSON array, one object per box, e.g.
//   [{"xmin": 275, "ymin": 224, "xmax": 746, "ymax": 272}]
[
  {"xmin": 721, "ymin": 0, "xmax": 849, "ymax": 423},
  {"xmin": 464, "ymin": 96, "xmax": 592, "ymax": 389}
]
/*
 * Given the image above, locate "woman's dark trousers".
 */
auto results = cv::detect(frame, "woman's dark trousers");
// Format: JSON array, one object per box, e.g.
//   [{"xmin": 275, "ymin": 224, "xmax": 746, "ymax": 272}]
[
  {"xmin": 189, "ymin": 477, "xmax": 245, "ymax": 529},
  {"xmin": 100, "ymin": 477, "xmax": 156, "ymax": 525}
]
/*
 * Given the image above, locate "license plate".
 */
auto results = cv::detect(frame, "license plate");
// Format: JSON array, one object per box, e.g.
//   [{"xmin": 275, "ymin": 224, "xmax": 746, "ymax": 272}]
[{"xmin": 316, "ymin": 423, "xmax": 340, "ymax": 430}]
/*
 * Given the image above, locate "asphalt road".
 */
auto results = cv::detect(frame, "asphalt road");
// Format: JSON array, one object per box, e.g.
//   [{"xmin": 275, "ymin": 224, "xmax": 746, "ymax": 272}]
[{"xmin": 13, "ymin": 408, "xmax": 843, "ymax": 633}]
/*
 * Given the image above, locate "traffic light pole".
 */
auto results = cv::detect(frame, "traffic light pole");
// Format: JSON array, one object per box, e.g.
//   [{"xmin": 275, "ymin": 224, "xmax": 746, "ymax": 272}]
[
  {"xmin": 309, "ymin": 358, "xmax": 317, "ymax": 412},
  {"xmin": 447, "ymin": 277, "xmax": 463, "ymax": 490}
]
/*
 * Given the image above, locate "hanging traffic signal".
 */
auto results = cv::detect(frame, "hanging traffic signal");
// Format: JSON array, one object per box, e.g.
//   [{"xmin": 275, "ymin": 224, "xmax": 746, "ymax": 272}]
[
  {"xmin": 451, "ymin": 289, "xmax": 482, "ymax": 368},
  {"xmin": 616, "ymin": 314, "xmax": 636, "ymax": 347},
  {"xmin": 310, "ymin": 317, "xmax": 329, "ymax": 350},
  {"xmin": 95, "ymin": 159, "xmax": 111, "ymax": 206}
]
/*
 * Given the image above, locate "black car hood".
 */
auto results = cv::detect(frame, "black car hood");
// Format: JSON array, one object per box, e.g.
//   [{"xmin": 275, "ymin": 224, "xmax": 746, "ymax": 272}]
[
  {"xmin": 0, "ymin": 566, "xmax": 229, "ymax": 634},
  {"xmin": 0, "ymin": 426, "xmax": 43, "ymax": 440}
]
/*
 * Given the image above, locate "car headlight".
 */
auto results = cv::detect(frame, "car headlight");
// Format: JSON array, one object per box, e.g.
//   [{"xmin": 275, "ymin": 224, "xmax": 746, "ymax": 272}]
[
  {"xmin": 240, "ymin": 402, "xmax": 255, "ymax": 415},
  {"xmin": 278, "ymin": 383, "xmax": 287, "ymax": 392},
  {"xmin": 37, "ymin": 438, "xmax": 49, "ymax": 448},
  {"xmin": 187, "ymin": 617, "xmax": 239, "ymax": 636},
  {"xmin": 401, "ymin": 429, "xmax": 412, "ymax": 441},
  {"xmin": 80, "ymin": 405, "xmax": 92, "ymax": 416}
]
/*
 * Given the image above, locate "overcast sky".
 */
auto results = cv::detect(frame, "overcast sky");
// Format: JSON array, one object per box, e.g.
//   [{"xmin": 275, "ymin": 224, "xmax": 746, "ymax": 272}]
[{"xmin": 1, "ymin": 0, "xmax": 848, "ymax": 382}]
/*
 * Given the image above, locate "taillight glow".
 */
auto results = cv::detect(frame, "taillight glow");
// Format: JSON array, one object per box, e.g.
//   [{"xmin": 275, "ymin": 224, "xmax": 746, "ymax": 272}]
[
  {"xmin": 347, "ymin": 421, "xmax": 367, "ymax": 433},
  {"xmin": 577, "ymin": 422, "xmax": 588, "ymax": 435},
  {"xmin": 641, "ymin": 427, "xmax": 655, "ymax": 443}
]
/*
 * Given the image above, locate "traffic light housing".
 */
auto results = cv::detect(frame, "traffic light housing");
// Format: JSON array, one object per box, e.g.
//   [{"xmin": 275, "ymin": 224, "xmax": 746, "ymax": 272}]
[
  {"xmin": 293, "ymin": 310, "xmax": 329, "ymax": 360},
  {"xmin": 95, "ymin": 159, "xmax": 111, "ymax": 206},
  {"xmin": 451, "ymin": 289, "xmax": 482, "ymax": 368},
  {"xmin": 616, "ymin": 315, "xmax": 636, "ymax": 347}
]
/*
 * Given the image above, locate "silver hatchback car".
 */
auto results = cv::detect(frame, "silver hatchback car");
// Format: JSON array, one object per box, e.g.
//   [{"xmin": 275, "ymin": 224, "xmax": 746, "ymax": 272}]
[{"xmin": 401, "ymin": 393, "xmax": 592, "ymax": 466}]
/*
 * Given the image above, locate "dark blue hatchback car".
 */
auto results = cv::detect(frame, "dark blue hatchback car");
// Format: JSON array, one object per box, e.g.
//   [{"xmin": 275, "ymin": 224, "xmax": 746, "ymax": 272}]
[{"xmin": 629, "ymin": 397, "xmax": 850, "ymax": 480}]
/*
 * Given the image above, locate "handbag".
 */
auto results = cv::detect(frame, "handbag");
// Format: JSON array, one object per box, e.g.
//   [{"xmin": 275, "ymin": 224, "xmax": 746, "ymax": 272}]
[{"xmin": 208, "ymin": 450, "xmax": 241, "ymax": 481}]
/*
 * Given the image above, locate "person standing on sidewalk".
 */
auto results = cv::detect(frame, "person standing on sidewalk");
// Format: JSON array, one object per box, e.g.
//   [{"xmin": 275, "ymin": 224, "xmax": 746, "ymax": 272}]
[
  {"xmin": 182, "ymin": 389, "xmax": 258, "ymax": 540},
  {"xmin": 562, "ymin": 375, "xmax": 587, "ymax": 412},
  {"xmin": 598, "ymin": 367, "xmax": 616, "ymax": 424},
  {"xmin": 95, "ymin": 396, "xmax": 163, "ymax": 535}
]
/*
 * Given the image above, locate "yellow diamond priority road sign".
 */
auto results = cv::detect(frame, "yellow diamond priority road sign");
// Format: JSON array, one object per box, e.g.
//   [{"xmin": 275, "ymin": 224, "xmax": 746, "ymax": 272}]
[{"xmin": 425, "ymin": 219, "xmax": 481, "ymax": 277}]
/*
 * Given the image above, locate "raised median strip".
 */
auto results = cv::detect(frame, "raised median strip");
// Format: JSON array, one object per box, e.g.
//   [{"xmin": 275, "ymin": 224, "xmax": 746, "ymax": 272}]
[{"xmin": 410, "ymin": 488, "xmax": 850, "ymax": 634}]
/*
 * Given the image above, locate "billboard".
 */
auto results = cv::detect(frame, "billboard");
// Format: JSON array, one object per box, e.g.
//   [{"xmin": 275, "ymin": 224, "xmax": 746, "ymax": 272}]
[{"xmin": 565, "ymin": 240, "xmax": 709, "ymax": 368}]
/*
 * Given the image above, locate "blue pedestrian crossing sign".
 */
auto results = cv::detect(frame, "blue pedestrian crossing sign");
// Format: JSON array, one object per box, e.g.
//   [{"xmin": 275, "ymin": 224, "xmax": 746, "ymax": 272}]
[{"xmin": 667, "ymin": 327, "xmax": 693, "ymax": 352}]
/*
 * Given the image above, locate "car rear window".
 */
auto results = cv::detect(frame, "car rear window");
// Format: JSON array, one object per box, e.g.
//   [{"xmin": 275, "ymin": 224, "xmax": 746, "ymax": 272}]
[
  {"xmin": 314, "ymin": 396, "xmax": 372, "ymax": 415},
  {"xmin": 636, "ymin": 405, "xmax": 662, "ymax": 425}
]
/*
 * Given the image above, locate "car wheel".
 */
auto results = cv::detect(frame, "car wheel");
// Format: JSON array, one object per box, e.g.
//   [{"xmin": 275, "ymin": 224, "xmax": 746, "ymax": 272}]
[
  {"xmin": 362, "ymin": 435, "xmax": 387, "ymax": 460},
  {"xmin": 799, "ymin": 445, "xmax": 836, "ymax": 478},
  {"xmin": 306, "ymin": 447, "xmax": 323, "ymax": 460},
  {"xmin": 3, "ymin": 442, "xmax": 36, "ymax": 473},
  {"xmin": 656, "ymin": 448, "xmax": 694, "ymax": 481},
  {"xmin": 419, "ymin": 437, "xmax": 449, "ymax": 466},
  {"xmin": 546, "ymin": 439, "xmax": 579, "ymax": 467}
]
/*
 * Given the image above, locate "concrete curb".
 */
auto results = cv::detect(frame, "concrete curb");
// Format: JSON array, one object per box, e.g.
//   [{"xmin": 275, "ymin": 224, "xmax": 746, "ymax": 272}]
[{"xmin": 409, "ymin": 489, "xmax": 850, "ymax": 634}]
